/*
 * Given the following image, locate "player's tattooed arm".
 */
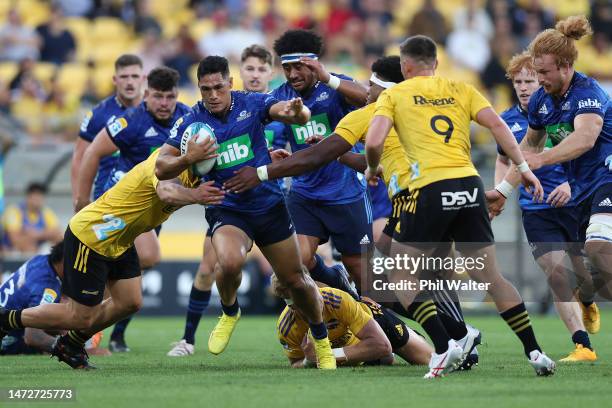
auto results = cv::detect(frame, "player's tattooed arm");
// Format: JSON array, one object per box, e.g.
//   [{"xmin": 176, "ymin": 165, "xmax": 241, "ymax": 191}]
[
  {"xmin": 364, "ymin": 115, "xmax": 392, "ymax": 186},
  {"xmin": 75, "ymin": 129, "xmax": 118, "ymax": 212},
  {"xmin": 23, "ymin": 328, "xmax": 57, "ymax": 353},
  {"xmin": 155, "ymin": 138, "xmax": 217, "ymax": 180},
  {"xmin": 299, "ymin": 57, "xmax": 367, "ymax": 107},
  {"xmin": 269, "ymin": 98, "xmax": 311, "ymax": 125},
  {"xmin": 156, "ymin": 179, "xmax": 224, "ymax": 206}
]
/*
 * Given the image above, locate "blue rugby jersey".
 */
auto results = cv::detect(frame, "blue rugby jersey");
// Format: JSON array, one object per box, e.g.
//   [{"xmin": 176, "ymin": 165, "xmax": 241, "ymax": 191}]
[
  {"xmin": 0, "ymin": 255, "xmax": 61, "ymax": 341},
  {"xmin": 104, "ymin": 101, "xmax": 191, "ymax": 190},
  {"xmin": 79, "ymin": 95, "xmax": 127, "ymax": 200},
  {"xmin": 528, "ymin": 72, "xmax": 611, "ymax": 204},
  {"xmin": 166, "ymin": 91, "xmax": 284, "ymax": 214},
  {"xmin": 271, "ymin": 74, "xmax": 366, "ymax": 204},
  {"xmin": 499, "ymin": 104, "xmax": 571, "ymax": 210}
]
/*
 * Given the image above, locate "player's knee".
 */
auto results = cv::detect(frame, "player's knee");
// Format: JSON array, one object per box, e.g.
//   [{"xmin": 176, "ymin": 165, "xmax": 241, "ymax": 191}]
[
  {"xmin": 217, "ymin": 253, "xmax": 245, "ymax": 276},
  {"xmin": 138, "ymin": 250, "xmax": 161, "ymax": 270}
]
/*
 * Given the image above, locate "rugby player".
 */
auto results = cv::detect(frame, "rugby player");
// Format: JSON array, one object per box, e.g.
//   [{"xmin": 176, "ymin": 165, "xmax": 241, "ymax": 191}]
[
  {"xmin": 272, "ymin": 275, "xmax": 433, "ymax": 368},
  {"xmin": 0, "ymin": 139, "xmax": 222, "ymax": 369},
  {"xmin": 75, "ymin": 66, "xmax": 190, "ymax": 352},
  {"xmin": 155, "ymin": 56, "xmax": 337, "ymax": 369},
  {"xmin": 499, "ymin": 16, "xmax": 611, "ymax": 304},
  {"xmin": 71, "ymin": 54, "xmax": 145, "ymax": 352},
  {"xmin": 491, "ymin": 51, "xmax": 596, "ymax": 362},
  {"xmin": 364, "ymin": 35, "xmax": 555, "ymax": 378},
  {"xmin": 269, "ymin": 29, "xmax": 371, "ymax": 289},
  {"xmin": 224, "ymin": 56, "xmax": 481, "ymax": 370}
]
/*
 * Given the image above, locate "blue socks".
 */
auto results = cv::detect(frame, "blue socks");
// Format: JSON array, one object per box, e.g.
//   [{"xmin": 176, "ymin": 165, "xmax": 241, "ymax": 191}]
[
  {"xmin": 111, "ymin": 317, "xmax": 132, "ymax": 340},
  {"xmin": 183, "ymin": 287, "xmax": 211, "ymax": 345},
  {"xmin": 309, "ymin": 322, "xmax": 328, "ymax": 340},
  {"xmin": 572, "ymin": 330, "xmax": 592, "ymax": 350},
  {"xmin": 309, "ymin": 255, "xmax": 358, "ymax": 298},
  {"xmin": 221, "ymin": 299, "xmax": 240, "ymax": 317}
]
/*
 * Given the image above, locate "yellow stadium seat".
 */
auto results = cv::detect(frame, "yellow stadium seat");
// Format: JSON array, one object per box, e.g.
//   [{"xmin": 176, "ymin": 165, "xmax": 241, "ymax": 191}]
[
  {"xmin": 190, "ymin": 19, "xmax": 214, "ymax": 41},
  {"xmin": 57, "ymin": 63, "xmax": 88, "ymax": 98},
  {"xmin": 248, "ymin": 0, "xmax": 270, "ymax": 19},
  {"xmin": 33, "ymin": 62, "xmax": 58, "ymax": 87},
  {"xmin": 65, "ymin": 17, "xmax": 92, "ymax": 46},
  {"xmin": 149, "ymin": 0, "xmax": 190, "ymax": 19},
  {"xmin": 18, "ymin": 0, "xmax": 49, "ymax": 27},
  {"xmin": 92, "ymin": 17, "xmax": 130, "ymax": 43},
  {"xmin": 188, "ymin": 63, "xmax": 243, "ymax": 89},
  {"xmin": 178, "ymin": 87, "xmax": 200, "ymax": 107},
  {"xmin": 0, "ymin": 62, "xmax": 18, "ymax": 83},
  {"xmin": 93, "ymin": 66, "xmax": 115, "ymax": 97},
  {"xmin": 89, "ymin": 42, "xmax": 131, "ymax": 67},
  {"xmin": 276, "ymin": 0, "xmax": 305, "ymax": 21}
]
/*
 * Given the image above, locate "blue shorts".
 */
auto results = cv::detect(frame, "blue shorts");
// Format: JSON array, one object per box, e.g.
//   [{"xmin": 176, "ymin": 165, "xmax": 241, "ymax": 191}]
[
  {"xmin": 205, "ymin": 201, "xmax": 295, "ymax": 247},
  {"xmin": 368, "ymin": 182, "xmax": 392, "ymax": 221},
  {"xmin": 0, "ymin": 334, "xmax": 41, "ymax": 355},
  {"xmin": 286, "ymin": 191, "xmax": 373, "ymax": 255},
  {"xmin": 577, "ymin": 182, "xmax": 612, "ymax": 242},
  {"xmin": 522, "ymin": 207, "xmax": 582, "ymax": 259}
]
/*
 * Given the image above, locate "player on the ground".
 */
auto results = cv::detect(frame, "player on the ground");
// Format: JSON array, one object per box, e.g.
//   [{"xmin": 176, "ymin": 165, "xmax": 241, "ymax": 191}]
[
  {"xmin": 74, "ymin": 66, "xmax": 190, "ymax": 352},
  {"xmin": 271, "ymin": 275, "xmax": 433, "ymax": 368},
  {"xmin": 491, "ymin": 51, "xmax": 596, "ymax": 362},
  {"xmin": 364, "ymin": 35, "xmax": 554, "ymax": 378},
  {"xmin": 166, "ymin": 45, "xmax": 288, "ymax": 357},
  {"xmin": 0, "ymin": 141, "xmax": 223, "ymax": 369},
  {"xmin": 269, "ymin": 29, "xmax": 371, "ymax": 289},
  {"xmin": 224, "ymin": 55, "xmax": 481, "ymax": 370},
  {"xmin": 498, "ymin": 16, "xmax": 612, "ymax": 302},
  {"xmin": 155, "ymin": 56, "xmax": 337, "ymax": 369}
]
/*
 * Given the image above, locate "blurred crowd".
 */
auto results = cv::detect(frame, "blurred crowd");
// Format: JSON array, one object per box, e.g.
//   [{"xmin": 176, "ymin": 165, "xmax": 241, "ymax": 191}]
[{"xmin": 0, "ymin": 0, "xmax": 608, "ymax": 146}]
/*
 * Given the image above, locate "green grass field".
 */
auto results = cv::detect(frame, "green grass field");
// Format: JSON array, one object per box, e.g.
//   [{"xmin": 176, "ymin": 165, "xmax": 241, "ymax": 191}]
[{"xmin": 1, "ymin": 312, "xmax": 610, "ymax": 408}]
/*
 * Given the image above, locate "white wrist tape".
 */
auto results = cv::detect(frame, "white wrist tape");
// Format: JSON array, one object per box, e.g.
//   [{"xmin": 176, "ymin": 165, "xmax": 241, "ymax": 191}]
[
  {"xmin": 327, "ymin": 75, "xmax": 341, "ymax": 90},
  {"xmin": 256, "ymin": 165, "xmax": 268, "ymax": 181},
  {"xmin": 495, "ymin": 180, "xmax": 514, "ymax": 198},
  {"xmin": 517, "ymin": 161, "xmax": 530, "ymax": 173},
  {"xmin": 332, "ymin": 348, "xmax": 347, "ymax": 361}
]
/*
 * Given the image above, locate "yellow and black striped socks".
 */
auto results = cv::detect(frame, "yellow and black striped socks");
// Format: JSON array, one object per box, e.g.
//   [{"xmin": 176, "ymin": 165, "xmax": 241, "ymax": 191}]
[
  {"xmin": 407, "ymin": 300, "xmax": 450, "ymax": 354},
  {"xmin": 66, "ymin": 330, "xmax": 90, "ymax": 348},
  {"xmin": 500, "ymin": 303, "xmax": 541, "ymax": 357},
  {"xmin": 2, "ymin": 310, "xmax": 24, "ymax": 330}
]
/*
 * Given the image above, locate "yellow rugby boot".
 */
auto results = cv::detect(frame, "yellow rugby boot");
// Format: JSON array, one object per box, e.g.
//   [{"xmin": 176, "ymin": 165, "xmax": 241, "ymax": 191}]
[
  {"xmin": 310, "ymin": 333, "xmax": 336, "ymax": 370},
  {"xmin": 559, "ymin": 344, "xmax": 597, "ymax": 362},
  {"xmin": 208, "ymin": 310, "xmax": 241, "ymax": 355},
  {"xmin": 579, "ymin": 302, "xmax": 601, "ymax": 334}
]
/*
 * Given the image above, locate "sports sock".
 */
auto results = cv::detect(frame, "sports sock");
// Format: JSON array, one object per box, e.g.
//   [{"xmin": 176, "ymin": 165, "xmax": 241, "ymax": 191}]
[
  {"xmin": 2, "ymin": 310, "xmax": 23, "ymax": 330},
  {"xmin": 309, "ymin": 322, "xmax": 328, "ymax": 340},
  {"xmin": 571, "ymin": 330, "xmax": 592, "ymax": 350},
  {"xmin": 111, "ymin": 317, "xmax": 132, "ymax": 340},
  {"xmin": 183, "ymin": 287, "xmax": 211, "ymax": 345},
  {"xmin": 308, "ymin": 255, "xmax": 353, "ymax": 292},
  {"xmin": 581, "ymin": 300, "xmax": 593, "ymax": 308},
  {"xmin": 437, "ymin": 311, "xmax": 468, "ymax": 340},
  {"xmin": 221, "ymin": 299, "xmax": 239, "ymax": 317},
  {"xmin": 500, "ymin": 303, "xmax": 541, "ymax": 357},
  {"xmin": 406, "ymin": 300, "xmax": 450, "ymax": 354},
  {"xmin": 66, "ymin": 330, "xmax": 90, "ymax": 348},
  {"xmin": 430, "ymin": 286, "xmax": 465, "ymax": 321}
]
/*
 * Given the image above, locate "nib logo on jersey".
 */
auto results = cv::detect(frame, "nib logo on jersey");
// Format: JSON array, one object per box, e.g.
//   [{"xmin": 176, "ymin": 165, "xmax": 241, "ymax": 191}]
[
  {"xmin": 545, "ymin": 122, "xmax": 573, "ymax": 146},
  {"xmin": 215, "ymin": 134, "xmax": 254, "ymax": 169},
  {"xmin": 291, "ymin": 113, "xmax": 331, "ymax": 144}
]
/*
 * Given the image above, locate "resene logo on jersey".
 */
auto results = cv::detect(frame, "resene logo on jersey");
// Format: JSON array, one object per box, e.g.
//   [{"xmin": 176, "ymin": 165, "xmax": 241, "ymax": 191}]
[
  {"xmin": 291, "ymin": 113, "xmax": 332, "ymax": 144},
  {"xmin": 545, "ymin": 123, "xmax": 573, "ymax": 146},
  {"xmin": 216, "ymin": 134, "xmax": 254, "ymax": 169}
]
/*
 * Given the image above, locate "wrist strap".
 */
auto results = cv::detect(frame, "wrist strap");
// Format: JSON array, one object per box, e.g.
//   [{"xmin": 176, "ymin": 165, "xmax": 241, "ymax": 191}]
[
  {"xmin": 517, "ymin": 161, "xmax": 530, "ymax": 173},
  {"xmin": 327, "ymin": 75, "xmax": 341, "ymax": 90},
  {"xmin": 495, "ymin": 180, "xmax": 514, "ymax": 198},
  {"xmin": 256, "ymin": 165, "xmax": 268, "ymax": 181}
]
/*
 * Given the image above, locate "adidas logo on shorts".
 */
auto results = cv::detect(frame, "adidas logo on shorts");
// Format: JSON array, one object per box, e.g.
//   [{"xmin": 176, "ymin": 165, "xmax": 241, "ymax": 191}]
[
  {"xmin": 598, "ymin": 198, "xmax": 612, "ymax": 207},
  {"xmin": 360, "ymin": 235, "xmax": 371, "ymax": 245}
]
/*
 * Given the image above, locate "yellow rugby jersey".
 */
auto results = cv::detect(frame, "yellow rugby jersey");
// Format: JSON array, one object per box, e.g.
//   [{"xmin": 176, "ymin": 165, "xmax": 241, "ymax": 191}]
[
  {"xmin": 277, "ymin": 287, "xmax": 372, "ymax": 360},
  {"xmin": 375, "ymin": 76, "xmax": 491, "ymax": 190},
  {"xmin": 69, "ymin": 150, "xmax": 199, "ymax": 258},
  {"xmin": 335, "ymin": 103, "xmax": 411, "ymax": 199}
]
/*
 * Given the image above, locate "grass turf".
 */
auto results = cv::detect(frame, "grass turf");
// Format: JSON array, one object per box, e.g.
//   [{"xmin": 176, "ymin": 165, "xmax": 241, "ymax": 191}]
[{"xmin": 1, "ymin": 312, "xmax": 610, "ymax": 408}]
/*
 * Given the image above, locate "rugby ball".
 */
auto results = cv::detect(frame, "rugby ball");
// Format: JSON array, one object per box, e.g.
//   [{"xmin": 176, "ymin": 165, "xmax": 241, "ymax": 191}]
[{"xmin": 180, "ymin": 122, "xmax": 217, "ymax": 176}]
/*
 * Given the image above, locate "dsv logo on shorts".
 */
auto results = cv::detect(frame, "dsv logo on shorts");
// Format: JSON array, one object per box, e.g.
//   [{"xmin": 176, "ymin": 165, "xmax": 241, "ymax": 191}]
[{"xmin": 441, "ymin": 188, "xmax": 479, "ymax": 209}]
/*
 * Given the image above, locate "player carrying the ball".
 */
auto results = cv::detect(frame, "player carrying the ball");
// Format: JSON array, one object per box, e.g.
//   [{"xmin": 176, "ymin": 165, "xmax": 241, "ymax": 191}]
[{"xmin": 155, "ymin": 56, "xmax": 337, "ymax": 369}]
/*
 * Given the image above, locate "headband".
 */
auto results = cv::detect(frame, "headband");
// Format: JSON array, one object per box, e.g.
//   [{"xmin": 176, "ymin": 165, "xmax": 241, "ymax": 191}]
[
  {"xmin": 280, "ymin": 53, "xmax": 318, "ymax": 64},
  {"xmin": 370, "ymin": 73, "xmax": 397, "ymax": 89}
]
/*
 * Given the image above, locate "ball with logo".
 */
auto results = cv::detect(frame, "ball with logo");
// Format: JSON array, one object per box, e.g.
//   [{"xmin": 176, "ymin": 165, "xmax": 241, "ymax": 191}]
[{"xmin": 180, "ymin": 122, "xmax": 217, "ymax": 176}]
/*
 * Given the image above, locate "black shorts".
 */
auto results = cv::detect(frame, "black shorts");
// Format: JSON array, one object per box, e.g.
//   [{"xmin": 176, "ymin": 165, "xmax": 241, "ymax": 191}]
[
  {"xmin": 362, "ymin": 298, "xmax": 409, "ymax": 350},
  {"xmin": 382, "ymin": 191, "xmax": 405, "ymax": 238},
  {"xmin": 393, "ymin": 176, "xmax": 494, "ymax": 249},
  {"xmin": 205, "ymin": 202, "xmax": 295, "ymax": 247},
  {"xmin": 62, "ymin": 227, "xmax": 141, "ymax": 307}
]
